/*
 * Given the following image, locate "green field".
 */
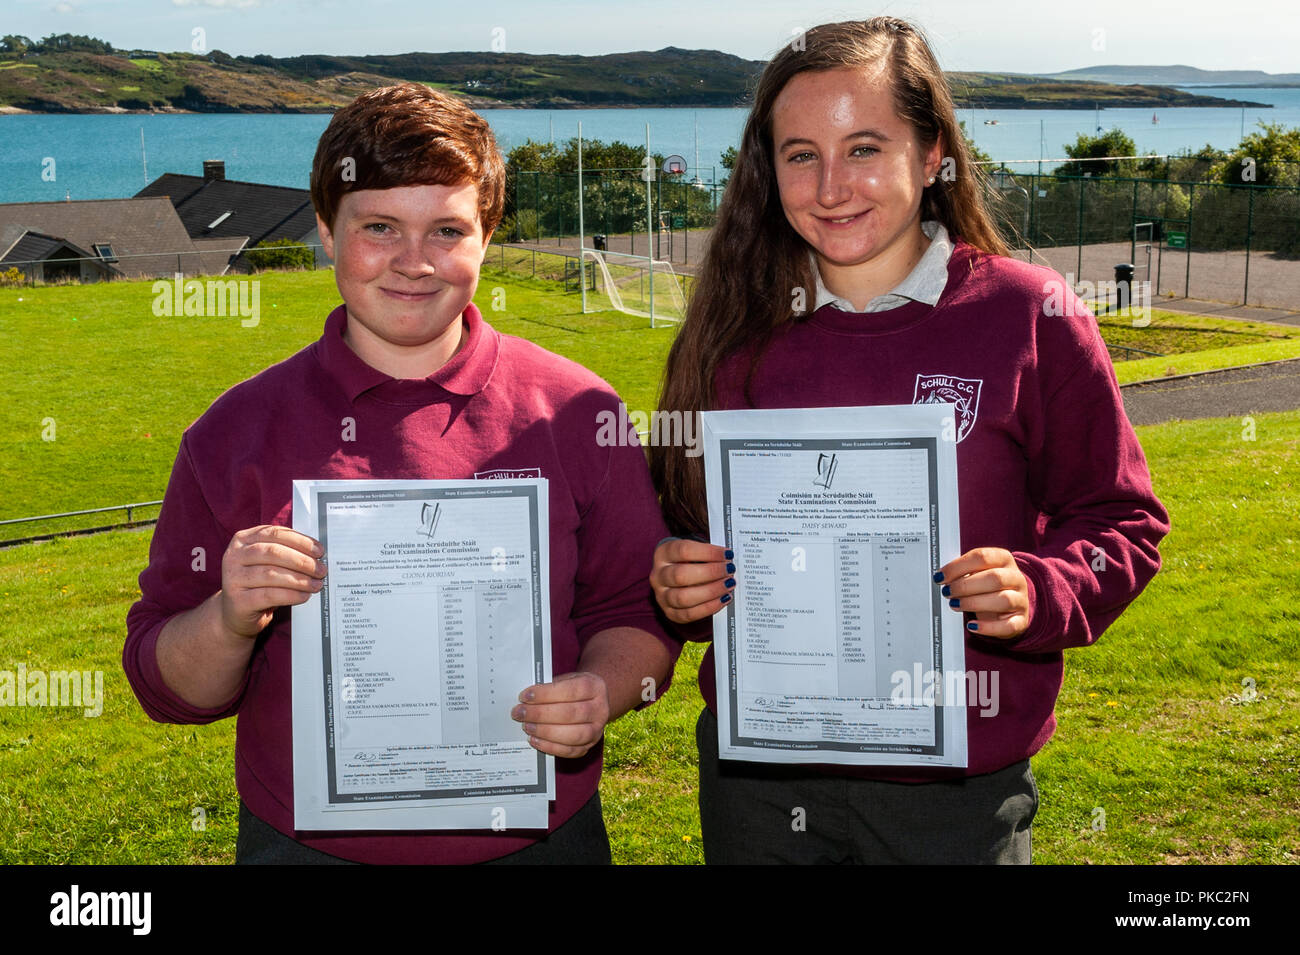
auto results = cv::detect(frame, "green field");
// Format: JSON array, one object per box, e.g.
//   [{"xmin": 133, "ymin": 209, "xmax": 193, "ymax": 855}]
[
  {"xmin": 0, "ymin": 268, "xmax": 1296, "ymax": 864},
  {"xmin": 1093, "ymin": 307, "xmax": 1300, "ymax": 359}
]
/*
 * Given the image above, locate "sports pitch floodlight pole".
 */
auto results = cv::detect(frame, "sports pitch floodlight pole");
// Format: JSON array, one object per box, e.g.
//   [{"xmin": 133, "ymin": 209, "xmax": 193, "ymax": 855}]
[
  {"xmin": 578, "ymin": 122, "xmax": 587, "ymax": 315},
  {"xmin": 646, "ymin": 123, "xmax": 655, "ymax": 329}
]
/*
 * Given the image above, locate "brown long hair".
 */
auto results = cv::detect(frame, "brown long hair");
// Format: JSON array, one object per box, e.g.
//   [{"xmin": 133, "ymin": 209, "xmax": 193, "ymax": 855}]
[{"xmin": 651, "ymin": 17, "xmax": 1010, "ymax": 537}]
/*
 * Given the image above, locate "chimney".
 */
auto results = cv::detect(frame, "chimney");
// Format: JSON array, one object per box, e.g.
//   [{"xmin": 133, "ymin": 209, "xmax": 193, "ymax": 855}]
[{"xmin": 203, "ymin": 160, "xmax": 226, "ymax": 182}]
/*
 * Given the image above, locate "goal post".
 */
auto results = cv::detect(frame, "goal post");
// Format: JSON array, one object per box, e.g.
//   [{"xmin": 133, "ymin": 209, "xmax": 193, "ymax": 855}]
[
  {"xmin": 581, "ymin": 247, "xmax": 685, "ymax": 325},
  {"xmin": 576, "ymin": 120, "xmax": 686, "ymax": 327}
]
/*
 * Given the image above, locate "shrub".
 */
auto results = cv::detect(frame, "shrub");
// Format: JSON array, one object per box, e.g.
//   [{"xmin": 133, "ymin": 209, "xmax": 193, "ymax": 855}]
[{"xmin": 244, "ymin": 238, "xmax": 314, "ymax": 272}]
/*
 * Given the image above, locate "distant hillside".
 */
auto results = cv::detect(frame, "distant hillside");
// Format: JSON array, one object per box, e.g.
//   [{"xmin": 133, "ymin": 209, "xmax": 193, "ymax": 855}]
[
  {"xmin": 242, "ymin": 46, "xmax": 761, "ymax": 107},
  {"xmin": 946, "ymin": 71, "xmax": 1268, "ymax": 108},
  {"xmin": 0, "ymin": 44, "xmax": 1273, "ymax": 113},
  {"xmin": 0, "ymin": 49, "xmax": 442, "ymax": 112},
  {"xmin": 1032, "ymin": 65, "xmax": 1300, "ymax": 87}
]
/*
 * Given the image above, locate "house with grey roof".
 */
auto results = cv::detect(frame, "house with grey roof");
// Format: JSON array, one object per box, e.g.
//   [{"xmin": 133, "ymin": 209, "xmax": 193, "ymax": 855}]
[
  {"xmin": 0, "ymin": 197, "xmax": 228, "ymax": 282},
  {"xmin": 0, "ymin": 231, "xmax": 116, "ymax": 283},
  {"xmin": 135, "ymin": 160, "xmax": 324, "ymax": 272}
]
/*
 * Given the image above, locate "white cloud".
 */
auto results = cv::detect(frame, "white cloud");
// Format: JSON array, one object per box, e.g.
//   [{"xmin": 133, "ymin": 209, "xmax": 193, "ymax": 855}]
[{"xmin": 171, "ymin": 0, "xmax": 265, "ymax": 8}]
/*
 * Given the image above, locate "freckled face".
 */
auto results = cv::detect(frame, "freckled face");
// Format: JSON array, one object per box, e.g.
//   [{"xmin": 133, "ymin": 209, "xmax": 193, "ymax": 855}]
[
  {"xmin": 317, "ymin": 183, "xmax": 491, "ymax": 375},
  {"xmin": 771, "ymin": 67, "xmax": 942, "ymax": 275}
]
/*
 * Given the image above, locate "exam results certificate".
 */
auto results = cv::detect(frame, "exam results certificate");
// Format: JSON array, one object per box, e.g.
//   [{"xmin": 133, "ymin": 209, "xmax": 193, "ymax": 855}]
[
  {"xmin": 702, "ymin": 405, "xmax": 968, "ymax": 768},
  {"xmin": 291, "ymin": 478, "xmax": 554, "ymax": 831}
]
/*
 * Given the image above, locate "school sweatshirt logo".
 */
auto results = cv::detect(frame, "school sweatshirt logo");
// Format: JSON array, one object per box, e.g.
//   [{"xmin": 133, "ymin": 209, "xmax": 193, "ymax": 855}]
[
  {"xmin": 474, "ymin": 467, "xmax": 542, "ymax": 480},
  {"xmin": 913, "ymin": 373, "xmax": 982, "ymax": 443}
]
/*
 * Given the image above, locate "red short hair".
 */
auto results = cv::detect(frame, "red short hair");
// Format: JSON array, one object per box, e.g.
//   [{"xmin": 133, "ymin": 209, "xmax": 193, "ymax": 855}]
[{"xmin": 310, "ymin": 83, "xmax": 505, "ymax": 236}]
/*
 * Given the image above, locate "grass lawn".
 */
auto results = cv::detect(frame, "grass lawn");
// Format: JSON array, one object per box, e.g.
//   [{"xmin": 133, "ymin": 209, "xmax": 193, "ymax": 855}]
[
  {"xmin": 0, "ymin": 267, "xmax": 1295, "ymax": 864},
  {"xmin": 1091, "ymin": 306, "xmax": 1300, "ymax": 359},
  {"xmin": 0, "ymin": 267, "xmax": 676, "ymax": 539},
  {"xmin": 1116, "ymin": 338, "xmax": 1300, "ymax": 385}
]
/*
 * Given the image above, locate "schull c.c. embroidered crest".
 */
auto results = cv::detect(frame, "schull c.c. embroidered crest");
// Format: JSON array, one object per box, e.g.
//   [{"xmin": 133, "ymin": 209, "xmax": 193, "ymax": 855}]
[
  {"xmin": 912, "ymin": 373, "xmax": 983, "ymax": 442},
  {"xmin": 473, "ymin": 467, "xmax": 542, "ymax": 480}
]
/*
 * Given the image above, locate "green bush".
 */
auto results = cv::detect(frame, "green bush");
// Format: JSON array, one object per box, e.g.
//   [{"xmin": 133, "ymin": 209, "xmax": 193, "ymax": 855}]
[
  {"xmin": 1210, "ymin": 122, "xmax": 1300, "ymax": 188},
  {"xmin": 514, "ymin": 209, "xmax": 539, "ymax": 241},
  {"xmin": 1056, "ymin": 129, "xmax": 1139, "ymax": 179},
  {"xmin": 1251, "ymin": 187, "xmax": 1300, "ymax": 256},
  {"xmin": 244, "ymin": 238, "xmax": 314, "ymax": 272}
]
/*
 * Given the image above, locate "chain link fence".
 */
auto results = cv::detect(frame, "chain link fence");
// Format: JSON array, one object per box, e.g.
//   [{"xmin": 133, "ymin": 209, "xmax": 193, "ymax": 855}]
[
  {"xmin": 503, "ymin": 169, "xmax": 721, "ymax": 264},
  {"xmin": 982, "ymin": 167, "xmax": 1300, "ymax": 309},
  {"xmin": 499, "ymin": 164, "xmax": 1300, "ymax": 311},
  {"xmin": 5, "ymin": 167, "xmax": 1295, "ymax": 311}
]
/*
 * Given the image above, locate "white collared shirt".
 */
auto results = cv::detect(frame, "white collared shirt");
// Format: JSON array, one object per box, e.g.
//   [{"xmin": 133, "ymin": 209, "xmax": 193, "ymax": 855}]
[{"xmin": 810, "ymin": 220, "xmax": 953, "ymax": 314}]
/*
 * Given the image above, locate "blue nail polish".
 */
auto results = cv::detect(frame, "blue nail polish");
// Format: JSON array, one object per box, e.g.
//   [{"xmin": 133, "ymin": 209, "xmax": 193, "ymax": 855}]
[
  {"xmin": 933, "ymin": 571, "xmax": 945, "ymax": 583},
  {"xmin": 726, "ymin": 562, "xmax": 736, "ymax": 574},
  {"xmin": 720, "ymin": 593, "xmax": 732, "ymax": 604},
  {"xmin": 725, "ymin": 577, "xmax": 736, "ymax": 588},
  {"xmin": 941, "ymin": 585, "xmax": 951, "ymax": 597},
  {"xmin": 725, "ymin": 549, "xmax": 734, "ymax": 560},
  {"xmin": 949, "ymin": 598, "xmax": 960, "ymax": 608},
  {"xmin": 967, "ymin": 622, "xmax": 979, "ymax": 631}
]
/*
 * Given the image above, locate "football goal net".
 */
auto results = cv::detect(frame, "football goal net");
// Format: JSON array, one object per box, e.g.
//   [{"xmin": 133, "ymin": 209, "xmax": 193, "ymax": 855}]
[{"xmin": 580, "ymin": 247, "xmax": 686, "ymax": 327}]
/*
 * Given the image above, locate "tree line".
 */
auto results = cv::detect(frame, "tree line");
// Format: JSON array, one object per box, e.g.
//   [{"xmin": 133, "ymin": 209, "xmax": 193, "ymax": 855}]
[{"xmin": 1, "ymin": 34, "xmax": 116, "ymax": 55}]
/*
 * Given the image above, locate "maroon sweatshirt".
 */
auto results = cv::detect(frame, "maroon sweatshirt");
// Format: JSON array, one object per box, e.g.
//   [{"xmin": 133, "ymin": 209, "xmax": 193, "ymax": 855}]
[
  {"xmin": 124, "ymin": 303, "xmax": 680, "ymax": 863},
  {"xmin": 696, "ymin": 240, "xmax": 1170, "ymax": 778}
]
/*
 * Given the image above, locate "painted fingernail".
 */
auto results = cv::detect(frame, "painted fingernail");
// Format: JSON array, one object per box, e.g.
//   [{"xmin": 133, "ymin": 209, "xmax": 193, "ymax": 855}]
[
  {"xmin": 523, "ymin": 723, "xmax": 536, "ymax": 734},
  {"xmin": 967, "ymin": 622, "xmax": 979, "ymax": 631},
  {"xmin": 726, "ymin": 562, "xmax": 736, "ymax": 574},
  {"xmin": 720, "ymin": 593, "xmax": 732, "ymax": 604},
  {"xmin": 933, "ymin": 571, "xmax": 945, "ymax": 583},
  {"xmin": 724, "ymin": 549, "xmax": 734, "ymax": 560},
  {"xmin": 310, "ymin": 578, "xmax": 324, "ymax": 591},
  {"xmin": 949, "ymin": 597, "xmax": 960, "ymax": 608},
  {"xmin": 941, "ymin": 584, "xmax": 951, "ymax": 597},
  {"xmin": 511, "ymin": 705, "xmax": 525, "ymax": 720},
  {"xmin": 725, "ymin": 577, "xmax": 736, "ymax": 588}
]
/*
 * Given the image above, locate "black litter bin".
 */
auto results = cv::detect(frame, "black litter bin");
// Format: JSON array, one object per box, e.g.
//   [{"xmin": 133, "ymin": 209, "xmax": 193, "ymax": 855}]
[{"xmin": 1114, "ymin": 263, "xmax": 1135, "ymax": 311}]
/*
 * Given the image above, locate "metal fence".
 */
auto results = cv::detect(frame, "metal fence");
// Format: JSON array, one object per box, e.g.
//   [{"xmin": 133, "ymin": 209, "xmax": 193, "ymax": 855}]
[
  {"xmin": 0, "ymin": 501, "xmax": 162, "ymax": 548},
  {"xmin": 0, "ymin": 242, "xmax": 323, "ymax": 285},
  {"xmin": 6, "ymin": 168, "xmax": 1296, "ymax": 310},
  {"xmin": 980, "ymin": 168, "xmax": 1300, "ymax": 308},
  {"xmin": 504, "ymin": 163, "xmax": 1300, "ymax": 311},
  {"xmin": 507, "ymin": 169, "xmax": 721, "ymax": 260},
  {"xmin": 480, "ymin": 242, "xmax": 697, "ymax": 309}
]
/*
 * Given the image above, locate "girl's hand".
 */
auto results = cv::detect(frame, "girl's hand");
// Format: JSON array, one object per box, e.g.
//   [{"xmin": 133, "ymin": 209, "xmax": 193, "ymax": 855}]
[
  {"xmin": 649, "ymin": 538, "xmax": 735, "ymax": 624},
  {"xmin": 935, "ymin": 547, "xmax": 1032, "ymax": 639}
]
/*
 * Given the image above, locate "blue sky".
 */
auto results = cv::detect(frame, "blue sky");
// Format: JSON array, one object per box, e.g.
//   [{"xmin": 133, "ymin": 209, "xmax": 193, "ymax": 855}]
[{"xmin": 4, "ymin": 0, "xmax": 1296, "ymax": 75}]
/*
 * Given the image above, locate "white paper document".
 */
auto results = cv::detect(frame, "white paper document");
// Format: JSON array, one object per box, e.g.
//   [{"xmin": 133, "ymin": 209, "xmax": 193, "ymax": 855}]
[
  {"xmin": 292, "ymin": 478, "xmax": 554, "ymax": 831},
  {"xmin": 702, "ymin": 405, "xmax": 968, "ymax": 768}
]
